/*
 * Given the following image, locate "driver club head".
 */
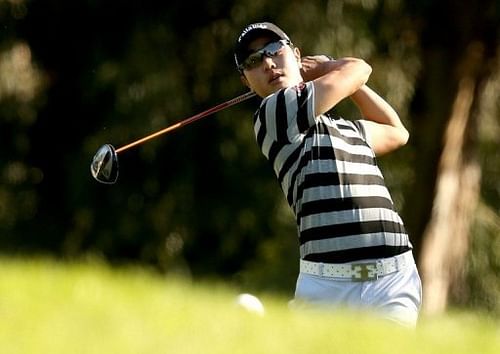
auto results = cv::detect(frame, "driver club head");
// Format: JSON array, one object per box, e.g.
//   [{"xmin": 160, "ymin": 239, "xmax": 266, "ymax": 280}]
[{"xmin": 90, "ymin": 144, "xmax": 119, "ymax": 184}]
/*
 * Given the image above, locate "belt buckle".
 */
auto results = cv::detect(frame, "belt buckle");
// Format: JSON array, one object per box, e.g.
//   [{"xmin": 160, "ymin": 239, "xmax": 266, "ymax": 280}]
[{"xmin": 351, "ymin": 262, "xmax": 378, "ymax": 282}]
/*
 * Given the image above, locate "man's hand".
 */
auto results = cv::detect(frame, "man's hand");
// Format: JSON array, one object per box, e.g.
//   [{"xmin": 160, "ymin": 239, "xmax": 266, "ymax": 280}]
[{"xmin": 300, "ymin": 55, "xmax": 335, "ymax": 82}]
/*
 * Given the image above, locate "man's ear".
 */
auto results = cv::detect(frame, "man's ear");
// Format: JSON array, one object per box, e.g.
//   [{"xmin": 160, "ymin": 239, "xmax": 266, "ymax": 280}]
[{"xmin": 294, "ymin": 47, "xmax": 302, "ymax": 67}]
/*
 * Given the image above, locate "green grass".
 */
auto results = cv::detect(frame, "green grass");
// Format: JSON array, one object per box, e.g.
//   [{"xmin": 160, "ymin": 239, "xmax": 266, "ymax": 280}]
[{"xmin": 0, "ymin": 257, "xmax": 498, "ymax": 354}]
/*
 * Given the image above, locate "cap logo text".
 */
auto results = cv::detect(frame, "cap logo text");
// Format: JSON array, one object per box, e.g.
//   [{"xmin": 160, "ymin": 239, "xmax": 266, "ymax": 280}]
[{"xmin": 238, "ymin": 23, "xmax": 268, "ymax": 42}]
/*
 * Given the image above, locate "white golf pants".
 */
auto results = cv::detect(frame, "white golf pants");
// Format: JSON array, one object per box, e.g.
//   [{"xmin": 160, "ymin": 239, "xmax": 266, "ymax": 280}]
[{"xmin": 294, "ymin": 252, "xmax": 422, "ymax": 327}]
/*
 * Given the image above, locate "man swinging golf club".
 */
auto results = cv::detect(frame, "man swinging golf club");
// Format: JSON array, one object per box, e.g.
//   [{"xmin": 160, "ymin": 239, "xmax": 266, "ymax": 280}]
[{"xmin": 234, "ymin": 22, "xmax": 421, "ymax": 327}]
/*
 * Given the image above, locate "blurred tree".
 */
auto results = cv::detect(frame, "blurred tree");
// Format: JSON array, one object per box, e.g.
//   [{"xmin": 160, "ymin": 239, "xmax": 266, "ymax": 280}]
[
  {"xmin": 0, "ymin": 0, "xmax": 46, "ymax": 249},
  {"xmin": 402, "ymin": 0, "xmax": 499, "ymax": 315}
]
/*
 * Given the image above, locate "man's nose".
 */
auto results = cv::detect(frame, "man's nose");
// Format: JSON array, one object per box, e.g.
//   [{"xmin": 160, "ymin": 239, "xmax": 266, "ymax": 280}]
[{"xmin": 261, "ymin": 55, "xmax": 276, "ymax": 69}]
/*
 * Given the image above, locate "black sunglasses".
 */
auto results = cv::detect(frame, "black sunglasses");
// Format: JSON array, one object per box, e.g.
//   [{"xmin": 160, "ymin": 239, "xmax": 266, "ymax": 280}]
[{"xmin": 238, "ymin": 40, "xmax": 291, "ymax": 72}]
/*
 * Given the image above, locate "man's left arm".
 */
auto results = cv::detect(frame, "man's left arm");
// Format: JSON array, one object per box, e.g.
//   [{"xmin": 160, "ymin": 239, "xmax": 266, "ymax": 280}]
[{"xmin": 350, "ymin": 85, "xmax": 409, "ymax": 155}]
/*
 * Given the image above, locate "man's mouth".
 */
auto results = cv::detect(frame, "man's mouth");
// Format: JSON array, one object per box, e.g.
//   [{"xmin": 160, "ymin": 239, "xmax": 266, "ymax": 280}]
[{"xmin": 269, "ymin": 72, "xmax": 283, "ymax": 84}]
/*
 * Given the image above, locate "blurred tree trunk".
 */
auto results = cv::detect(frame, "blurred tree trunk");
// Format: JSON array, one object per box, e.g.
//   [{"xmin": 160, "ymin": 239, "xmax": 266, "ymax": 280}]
[
  {"xmin": 405, "ymin": 1, "xmax": 498, "ymax": 315},
  {"xmin": 419, "ymin": 43, "xmax": 485, "ymax": 315}
]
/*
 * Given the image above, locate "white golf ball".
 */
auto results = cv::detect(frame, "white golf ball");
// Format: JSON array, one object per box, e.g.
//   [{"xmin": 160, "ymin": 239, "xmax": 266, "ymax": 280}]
[{"xmin": 235, "ymin": 293, "xmax": 265, "ymax": 316}]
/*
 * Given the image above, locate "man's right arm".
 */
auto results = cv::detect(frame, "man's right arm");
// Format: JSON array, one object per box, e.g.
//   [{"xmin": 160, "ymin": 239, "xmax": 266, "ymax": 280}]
[{"xmin": 301, "ymin": 56, "xmax": 372, "ymax": 117}]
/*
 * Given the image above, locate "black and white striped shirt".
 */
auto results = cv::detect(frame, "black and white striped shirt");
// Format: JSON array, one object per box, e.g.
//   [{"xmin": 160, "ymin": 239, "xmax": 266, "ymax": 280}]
[{"xmin": 254, "ymin": 82, "xmax": 411, "ymax": 263}]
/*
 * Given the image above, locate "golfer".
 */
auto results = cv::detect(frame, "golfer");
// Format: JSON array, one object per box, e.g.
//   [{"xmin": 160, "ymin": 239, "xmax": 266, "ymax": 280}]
[{"xmin": 234, "ymin": 22, "xmax": 422, "ymax": 327}]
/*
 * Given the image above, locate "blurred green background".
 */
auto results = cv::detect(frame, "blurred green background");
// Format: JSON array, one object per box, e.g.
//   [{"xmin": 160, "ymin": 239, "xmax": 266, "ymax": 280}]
[{"xmin": 1, "ymin": 0, "xmax": 498, "ymax": 316}]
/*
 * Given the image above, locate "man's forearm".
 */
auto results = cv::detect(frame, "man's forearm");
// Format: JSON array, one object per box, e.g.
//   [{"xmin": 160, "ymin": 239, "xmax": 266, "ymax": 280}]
[
  {"xmin": 350, "ymin": 85, "xmax": 404, "ymax": 129},
  {"xmin": 351, "ymin": 85, "xmax": 409, "ymax": 154},
  {"xmin": 304, "ymin": 57, "xmax": 371, "ymax": 116}
]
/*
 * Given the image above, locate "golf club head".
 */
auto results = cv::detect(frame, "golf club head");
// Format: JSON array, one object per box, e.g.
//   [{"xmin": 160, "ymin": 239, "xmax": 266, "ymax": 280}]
[{"xmin": 90, "ymin": 144, "xmax": 119, "ymax": 184}]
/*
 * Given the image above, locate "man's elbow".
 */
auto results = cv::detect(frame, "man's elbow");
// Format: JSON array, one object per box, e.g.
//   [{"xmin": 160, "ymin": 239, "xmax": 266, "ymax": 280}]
[
  {"xmin": 345, "ymin": 57, "xmax": 372, "ymax": 88},
  {"xmin": 356, "ymin": 58, "xmax": 372, "ymax": 86},
  {"xmin": 399, "ymin": 127, "xmax": 410, "ymax": 147},
  {"xmin": 380, "ymin": 126, "xmax": 409, "ymax": 155}
]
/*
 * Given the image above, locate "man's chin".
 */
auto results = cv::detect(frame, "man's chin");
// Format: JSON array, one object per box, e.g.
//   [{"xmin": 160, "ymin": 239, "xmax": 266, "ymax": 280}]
[{"xmin": 266, "ymin": 81, "xmax": 288, "ymax": 94}]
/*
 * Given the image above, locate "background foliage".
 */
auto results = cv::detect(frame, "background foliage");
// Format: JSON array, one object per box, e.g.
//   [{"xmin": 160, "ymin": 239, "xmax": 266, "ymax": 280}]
[{"xmin": 0, "ymin": 0, "xmax": 498, "ymax": 313}]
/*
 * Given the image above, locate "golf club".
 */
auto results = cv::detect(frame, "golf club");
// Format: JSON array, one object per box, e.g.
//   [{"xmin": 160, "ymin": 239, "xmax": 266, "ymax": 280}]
[{"xmin": 90, "ymin": 91, "xmax": 256, "ymax": 184}]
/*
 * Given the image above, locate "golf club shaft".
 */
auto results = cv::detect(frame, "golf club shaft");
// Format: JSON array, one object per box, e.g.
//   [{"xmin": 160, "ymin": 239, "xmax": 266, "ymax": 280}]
[{"xmin": 115, "ymin": 91, "xmax": 256, "ymax": 154}]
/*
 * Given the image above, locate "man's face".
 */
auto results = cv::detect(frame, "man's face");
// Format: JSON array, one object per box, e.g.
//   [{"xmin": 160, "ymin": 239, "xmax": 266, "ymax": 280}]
[{"xmin": 241, "ymin": 36, "xmax": 303, "ymax": 98}]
